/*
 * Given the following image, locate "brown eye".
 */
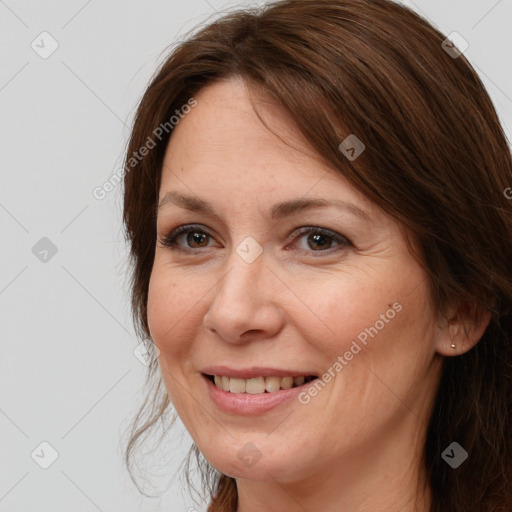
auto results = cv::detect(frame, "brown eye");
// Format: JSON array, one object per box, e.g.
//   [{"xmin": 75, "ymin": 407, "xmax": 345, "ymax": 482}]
[
  {"xmin": 306, "ymin": 232, "xmax": 334, "ymax": 251},
  {"xmin": 293, "ymin": 227, "xmax": 351, "ymax": 256},
  {"xmin": 185, "ymin": 231, "xmax": 210, "ymax": 248},
  {"xmin": 160, "ymin": 224, "xmax": 216, "ymax": 252}
]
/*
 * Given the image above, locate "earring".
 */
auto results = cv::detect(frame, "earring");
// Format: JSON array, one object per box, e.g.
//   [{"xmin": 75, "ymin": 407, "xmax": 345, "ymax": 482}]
[{"xmin": 450, "ymin": 342, "xmax": 456, "ymax": 349}]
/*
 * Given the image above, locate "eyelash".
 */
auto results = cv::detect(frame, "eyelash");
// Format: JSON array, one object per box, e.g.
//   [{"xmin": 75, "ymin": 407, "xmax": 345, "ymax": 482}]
[{"xmin": 158, "ymin": 224, "xmax": 352, "ymax": 257}]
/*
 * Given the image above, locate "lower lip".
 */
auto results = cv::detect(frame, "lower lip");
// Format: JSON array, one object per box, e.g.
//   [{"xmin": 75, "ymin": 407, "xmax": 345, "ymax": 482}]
[{"xmin": 202, "ymin": 374, "xmax": 316, "ymax": 415}]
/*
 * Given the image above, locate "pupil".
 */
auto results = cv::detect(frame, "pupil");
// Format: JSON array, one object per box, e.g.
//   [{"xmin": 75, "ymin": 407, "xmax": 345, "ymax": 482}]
[
  {"xmin": 188, "ymin": 232, "xmax": 207, "ymax": 247},
  {"xmin": 309, "ymin": 233, "xmax": 330, "ymax": 250}
]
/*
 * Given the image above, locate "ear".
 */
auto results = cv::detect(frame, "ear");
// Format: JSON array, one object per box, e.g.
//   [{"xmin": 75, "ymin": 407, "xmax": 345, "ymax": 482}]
[{"xmin": 435, "ymin": 300, "xmax": 492, "ymax": 356}]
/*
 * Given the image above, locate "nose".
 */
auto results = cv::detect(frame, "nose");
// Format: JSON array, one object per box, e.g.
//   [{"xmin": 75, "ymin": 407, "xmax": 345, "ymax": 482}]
[{"xmin": 202, "ymin": 250, "xmax": 285, "ymax": 344}]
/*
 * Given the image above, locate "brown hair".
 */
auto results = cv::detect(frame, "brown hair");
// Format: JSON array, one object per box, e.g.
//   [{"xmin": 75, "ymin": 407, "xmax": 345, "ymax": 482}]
[{"xmin": 122, "ymin": 1, "xmax": 512, "ymax": 510}]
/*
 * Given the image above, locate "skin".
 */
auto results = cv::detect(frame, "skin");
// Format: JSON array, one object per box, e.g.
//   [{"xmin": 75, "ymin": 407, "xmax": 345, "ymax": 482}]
[{"xmin": 147, "ymin": 77, "xmax": 490, "ymax": 512}]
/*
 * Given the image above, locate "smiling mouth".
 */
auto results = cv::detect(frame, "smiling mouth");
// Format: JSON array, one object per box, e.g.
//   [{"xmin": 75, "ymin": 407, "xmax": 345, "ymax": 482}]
[{"xmin": 203, "ymin": 374, "xmax": 318, "ymax": 394}]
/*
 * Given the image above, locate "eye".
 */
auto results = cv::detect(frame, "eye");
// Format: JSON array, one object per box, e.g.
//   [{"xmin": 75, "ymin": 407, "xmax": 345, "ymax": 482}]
[
  {"xmin": 290, "ymin": 226, "xmax": 351, "ymax": 256},
  {"xmin": 158, "ymin": 224, "xmax": 217, "ymax": 253},
  {"xmin": 158, "ymin": 224, "xmax": 352, "ymax": 256}
]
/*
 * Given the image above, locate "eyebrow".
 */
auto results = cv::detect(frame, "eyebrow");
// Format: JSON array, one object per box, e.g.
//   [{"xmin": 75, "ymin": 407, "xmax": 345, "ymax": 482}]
[{"xmin": 158, "ymin": 191, "xmax": 373, "ymax": 223}]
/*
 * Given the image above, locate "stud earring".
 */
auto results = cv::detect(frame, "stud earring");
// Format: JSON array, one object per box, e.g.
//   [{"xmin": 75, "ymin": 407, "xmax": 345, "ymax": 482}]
[{"xmin": 451, "ymin": 342, "xmax": 456, "ymax": 349}]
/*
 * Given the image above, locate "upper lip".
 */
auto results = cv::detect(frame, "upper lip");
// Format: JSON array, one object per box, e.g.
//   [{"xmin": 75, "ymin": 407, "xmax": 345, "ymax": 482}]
[{"xmin": 201, "ymin": 366, "xmax": 318, "ymax": 379}]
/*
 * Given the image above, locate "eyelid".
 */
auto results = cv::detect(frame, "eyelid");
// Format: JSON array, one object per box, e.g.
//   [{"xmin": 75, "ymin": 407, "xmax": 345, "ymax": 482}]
[
  {"xmin": 290, "ymin": 226, "xmax": 350, "ymax": 244},
  {"xmin": 157, "ymin": 224, "xmax": 217, "ymax": 251},
  {"xmin": 289, "ymin": 226, "xmax": 352, "ymax": 255}
]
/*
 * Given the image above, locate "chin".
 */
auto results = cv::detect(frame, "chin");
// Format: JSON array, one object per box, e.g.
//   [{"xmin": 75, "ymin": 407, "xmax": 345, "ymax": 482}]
[{"xmin": 199, "ymin": 440, "xmax": 310, "ymax": 483}]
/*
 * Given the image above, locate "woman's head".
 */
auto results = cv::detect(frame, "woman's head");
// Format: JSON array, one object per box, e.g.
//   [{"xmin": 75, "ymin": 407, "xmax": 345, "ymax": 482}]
[{"xmin": 122, "ymin": 1, "xmax": 512, "ymax": 511}]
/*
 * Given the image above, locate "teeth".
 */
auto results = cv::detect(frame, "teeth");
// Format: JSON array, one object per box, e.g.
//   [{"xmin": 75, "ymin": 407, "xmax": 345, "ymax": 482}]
[
  {"xmin": 280, "ymin": 376, "xmax": 293, "ymax": 389},
  {"xmin": 211, "ymin": 375, "xmax": 313, "ymax": 393},
  {"xmin": 246, "ymin": 377, "xmax": 265, "ymax": 394},
  {"xmin": 294, "ymin": 376, "xmax": 305, "ymax": 386},
  {"xmin": 265, "ymin": 376, "xmax": 281, "ymax": 392},
  {"xmin": 229, "ymin": 378, "xmax": 246, "ymax": 394}
]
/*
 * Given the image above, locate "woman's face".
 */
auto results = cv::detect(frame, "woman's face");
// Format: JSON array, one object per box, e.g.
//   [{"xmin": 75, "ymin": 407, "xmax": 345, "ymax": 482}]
[{"xmin": 148, "ymin": 77, "xmax": 450, "ymax": 487}]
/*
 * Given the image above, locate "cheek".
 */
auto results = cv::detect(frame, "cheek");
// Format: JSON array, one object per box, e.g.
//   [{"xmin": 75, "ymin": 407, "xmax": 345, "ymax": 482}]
[
  {"xmin": 295, "ymin": 264, "xmax": 434, "ymax": 380},
  {"xmin": 146, "ymin": 266, "xmax": 203, "ymax": 411},
  {"xmin": 147, "ymin": 270, "xmax": 173, "ymax": 344},
  {"xmin": 296, "ymin": 280, "xmax": 435, "ymax": 446},
  {"xmin": 290, "ymin": 274, "xmax": 394, "ymax": 356},
  {"xmin": 146, "ymin": 263, "xmax": 198, "ymax": 358}
]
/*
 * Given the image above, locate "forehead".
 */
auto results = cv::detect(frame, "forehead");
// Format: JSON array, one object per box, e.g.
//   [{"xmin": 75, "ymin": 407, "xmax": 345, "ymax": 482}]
[
  {"xmin": 162, "ymin": 81, "xmax": 353, "ymax": 193},
  {"xmin": 158, "ymin": 78, "xmax": 387, "ymax": 232},
  {"xmin": 164, "ymin": 79, "xmax": 322, "ymax": 170}
]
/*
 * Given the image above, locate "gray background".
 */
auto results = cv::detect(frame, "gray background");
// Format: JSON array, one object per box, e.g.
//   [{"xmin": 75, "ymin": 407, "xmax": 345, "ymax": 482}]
[{"xmin": 0, "ymin": 0, "xmax": 510, "ymax": 511}]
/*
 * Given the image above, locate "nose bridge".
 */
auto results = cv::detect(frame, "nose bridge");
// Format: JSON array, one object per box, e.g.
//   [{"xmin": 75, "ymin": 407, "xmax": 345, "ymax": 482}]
[
  {"xmin": 203, "ymin": 241, "xmax": 283, "ymax": 341},
  {"xmin": 215, "ymin": 245, "xmax": 266, "ymax": 310}
]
